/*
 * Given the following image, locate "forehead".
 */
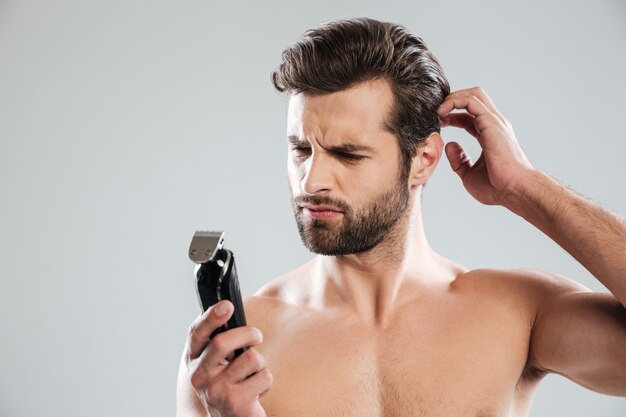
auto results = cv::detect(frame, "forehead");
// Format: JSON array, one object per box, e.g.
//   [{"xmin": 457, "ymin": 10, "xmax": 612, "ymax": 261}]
[{"xmin": 286, "ymin": 78, "xmax": 395, "ymax": 142}]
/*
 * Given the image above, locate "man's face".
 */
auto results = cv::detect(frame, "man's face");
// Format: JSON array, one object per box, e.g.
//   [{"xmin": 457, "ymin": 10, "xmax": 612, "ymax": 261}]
[{"xmin": 286, "ymin": 79, "xmax": 410, "ymax": 255}]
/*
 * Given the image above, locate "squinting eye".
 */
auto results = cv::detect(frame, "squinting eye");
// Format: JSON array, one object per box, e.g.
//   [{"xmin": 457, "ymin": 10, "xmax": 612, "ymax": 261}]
[
  {"xmin": 291, "ymin": 146, "xmax": 311, "ymax": 156},
  {"xmin": 336, "ymin": 152, "xmax": 364, "ymax": 161}
]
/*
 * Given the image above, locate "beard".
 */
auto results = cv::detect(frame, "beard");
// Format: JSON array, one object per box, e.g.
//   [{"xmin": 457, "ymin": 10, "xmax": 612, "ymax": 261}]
[{"xmin": 290, "ymin": 172, "xmax": 410, "ymax": 256}]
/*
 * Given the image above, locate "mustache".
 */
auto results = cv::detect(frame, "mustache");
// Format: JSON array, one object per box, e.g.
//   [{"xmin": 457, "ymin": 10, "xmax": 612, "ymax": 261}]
[{"xmin": 294, "ymin": 195, "xmax": 351, "ymax": 213}]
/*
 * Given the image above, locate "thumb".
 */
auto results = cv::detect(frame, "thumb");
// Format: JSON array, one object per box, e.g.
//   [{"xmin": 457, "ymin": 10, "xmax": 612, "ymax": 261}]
[{"xmin": 444, "ymin": 141, "xmax": 472, "ymax": 180}]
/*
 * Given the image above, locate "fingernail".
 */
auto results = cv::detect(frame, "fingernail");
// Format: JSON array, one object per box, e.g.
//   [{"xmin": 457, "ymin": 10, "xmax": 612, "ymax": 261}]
[{"xmin": 215, "ymin": 301, "xmax": 228, "ymax": 317}]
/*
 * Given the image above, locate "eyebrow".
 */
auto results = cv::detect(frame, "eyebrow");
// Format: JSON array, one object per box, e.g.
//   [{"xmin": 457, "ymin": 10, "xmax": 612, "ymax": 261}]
[{"xmin": 287, "ymin": 135, "xmax": 375, "ymax": 154}]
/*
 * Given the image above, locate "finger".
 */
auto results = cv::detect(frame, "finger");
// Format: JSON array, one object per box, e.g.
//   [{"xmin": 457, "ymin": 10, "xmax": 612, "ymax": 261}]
[
  {"xmin": 237, "ymin": 367, "xmax": 273, "ymax": 404},
  {"xmin": 445, "ymin": 87, "xmax": 499, "ymax": 113},
  {"xmin": 437, "ymin": 93, "xmax": 493, "ymax": 120},
  {"xmin": 438, "ymin": 96, "xmax": 505, "ymax": 142},
  {"xmin": 225, "ymin": 347, "xmax": 267, "ymax": 383},
  {"xmin": 440, "ymin": 113, "xmax": 479, "ymax": 138},
  {"xmin": 187, "ymin": 300, "xmax": 234, "ymax": 360},
  {"xmin": 444, "ymin": 141, "xmax": 472, "ymax": 180},
  {"xmin": 443, "ymin": 87, "xmax": 509, "ymax": 126},
  {"xmin": 203, "ymin": 326, "xmax": 264, "ymax": 372}
]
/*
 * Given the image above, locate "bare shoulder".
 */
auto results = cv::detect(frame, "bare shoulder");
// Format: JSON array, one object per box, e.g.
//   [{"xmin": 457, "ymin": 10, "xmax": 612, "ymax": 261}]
[
  {"xmin": 452, "ymin": 266, "xmax": 591, "ymax": 310},
  {"xmin": 246, "ymin": 262, "xmax": 314, "ymax": 307},
  {"xmin": 242, "ymin": 265, "xmax": 313, "ymax": 336},
  {"xmin": 457, "ymin": 266, "xmax": 589, "ymax": 290}
]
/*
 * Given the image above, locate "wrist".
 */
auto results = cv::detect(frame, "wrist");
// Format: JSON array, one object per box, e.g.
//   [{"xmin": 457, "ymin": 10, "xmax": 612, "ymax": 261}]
[{"xmin": 502, "ymin": 168, "xmax": 550, "ymax": 216}]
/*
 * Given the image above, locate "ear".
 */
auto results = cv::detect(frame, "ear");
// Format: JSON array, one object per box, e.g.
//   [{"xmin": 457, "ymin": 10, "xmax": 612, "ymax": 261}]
[{"xmin": 408, "ymin": 132, "xmax": 444, "ymax": 187}]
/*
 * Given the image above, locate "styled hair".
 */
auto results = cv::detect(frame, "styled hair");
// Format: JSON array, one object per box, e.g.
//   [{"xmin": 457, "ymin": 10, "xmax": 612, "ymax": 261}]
[{"xmin": 271, "ymin": 17, "xmax": 450, "ymax": 179}]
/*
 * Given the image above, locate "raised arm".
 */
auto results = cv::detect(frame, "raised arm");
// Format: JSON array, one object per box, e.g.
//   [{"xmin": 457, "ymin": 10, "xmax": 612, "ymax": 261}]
[
  {"xmin": 438, "ymin": 87, "xmax": 626, "ymax": 395},
  {"xmin": 507, "ymin": 169, "xmax": 626, "ymax": 303}
]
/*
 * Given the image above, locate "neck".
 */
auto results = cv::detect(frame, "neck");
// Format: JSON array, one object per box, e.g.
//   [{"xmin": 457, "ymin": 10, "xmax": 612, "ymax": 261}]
[{"xmin": 310, "ymin": 189, "xmax": 448, "ymax": 326}]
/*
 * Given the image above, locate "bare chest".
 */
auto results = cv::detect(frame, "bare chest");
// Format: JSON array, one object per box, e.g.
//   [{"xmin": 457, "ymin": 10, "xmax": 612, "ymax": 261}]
[{"xmin": 253, "ymin": 296, "xmax": 532, "ymax": 417}]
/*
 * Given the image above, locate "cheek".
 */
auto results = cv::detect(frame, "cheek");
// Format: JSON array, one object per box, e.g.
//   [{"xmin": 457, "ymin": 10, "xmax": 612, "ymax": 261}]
[{"xmin": 352, "ymin": 164, "xmax": 390, "ymax": 190}]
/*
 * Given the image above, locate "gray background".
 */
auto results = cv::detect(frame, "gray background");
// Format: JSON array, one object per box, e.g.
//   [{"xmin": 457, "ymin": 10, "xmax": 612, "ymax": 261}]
[{"xmin": 1, "ymin": 0, "xmax": 624, "ymax": 416}]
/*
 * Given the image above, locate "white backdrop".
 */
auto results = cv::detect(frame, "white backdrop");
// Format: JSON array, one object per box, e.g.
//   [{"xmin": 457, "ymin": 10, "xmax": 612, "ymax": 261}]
[{"xmin": 1, "ymin": 1, "xmax": 624, "ymax": 416}]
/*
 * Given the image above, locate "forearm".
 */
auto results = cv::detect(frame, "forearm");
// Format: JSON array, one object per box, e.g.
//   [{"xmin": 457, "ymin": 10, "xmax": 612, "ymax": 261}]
[{"xmin": 505, "ymin": 169, "xmax": 626, "ymax": 304}]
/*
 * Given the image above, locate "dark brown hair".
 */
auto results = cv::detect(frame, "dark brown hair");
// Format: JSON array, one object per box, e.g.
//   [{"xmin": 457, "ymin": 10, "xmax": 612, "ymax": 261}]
[{"xmin": 271, "ymin": 17, "xmax": 450, "ymax": 179}]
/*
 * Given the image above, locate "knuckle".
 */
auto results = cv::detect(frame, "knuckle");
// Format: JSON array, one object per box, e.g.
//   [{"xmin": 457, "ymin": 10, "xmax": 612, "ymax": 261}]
[
  {"xmin": 190, "ymin": 368, "xmax": 206, "ymax": 390},
  {"xmin": 243, "ymin": 346, "xmax": 257, "ymax": 361},
  {"xmin": 188, "ymin": 320, "xmax": 208, "ymax": 346},
  {"xmin": 187, "ymin": 323, "xmax": 198, "ymax": 339},
  {"xmin": 247, "ymin": 348, "xmax": 265, "ymax": 368},
  {"xmin": 210, "ymin": 334, "xmax": 227, "ymax": 354},
  {"xmin": 260, "ymin": 368, "xmax": 273, "ymax": 385}
]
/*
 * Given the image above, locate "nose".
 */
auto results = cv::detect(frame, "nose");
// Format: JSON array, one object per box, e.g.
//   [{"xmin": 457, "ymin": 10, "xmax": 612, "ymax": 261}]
[{"xmin": 301, "ymin": 152, "xmax": 333, "ymax": 196}]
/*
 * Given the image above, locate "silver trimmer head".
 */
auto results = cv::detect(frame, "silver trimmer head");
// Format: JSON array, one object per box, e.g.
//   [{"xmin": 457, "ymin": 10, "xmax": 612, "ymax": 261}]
[{"xmin": 188, "ymin": 230, "xmax": 225, "ymax": 264}]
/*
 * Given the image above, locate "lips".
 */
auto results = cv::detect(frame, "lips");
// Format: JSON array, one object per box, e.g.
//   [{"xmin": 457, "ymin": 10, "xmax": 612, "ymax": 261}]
[
  {"xmin": 300, "ymin": 204, "xmax": 343, "ymax": 220},
  {"xmin": 300, "ymin": 204, "xmax": 342, "ymax": 213}
]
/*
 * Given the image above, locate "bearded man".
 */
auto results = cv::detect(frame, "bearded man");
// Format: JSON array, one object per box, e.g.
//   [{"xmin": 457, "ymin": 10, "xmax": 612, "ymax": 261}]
[{"xmin": 177, "ymin": 17, "xmax": 626, "ymax": 417}]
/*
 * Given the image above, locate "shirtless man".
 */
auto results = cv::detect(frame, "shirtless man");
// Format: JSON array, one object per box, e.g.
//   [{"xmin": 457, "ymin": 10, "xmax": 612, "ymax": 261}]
[{"xmin": 176, "ymin": 17, "xmax": 626, "ymax": 417}]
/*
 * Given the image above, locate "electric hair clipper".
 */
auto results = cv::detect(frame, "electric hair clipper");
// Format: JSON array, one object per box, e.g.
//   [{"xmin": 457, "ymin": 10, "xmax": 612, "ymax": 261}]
[{"xmin": 188, "ymin": 230, "xmax": 248, "ymax": 358}]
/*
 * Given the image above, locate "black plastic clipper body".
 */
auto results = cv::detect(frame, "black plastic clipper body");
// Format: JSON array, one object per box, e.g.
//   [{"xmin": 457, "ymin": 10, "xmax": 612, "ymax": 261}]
[
  {"xmin": 189, "ymin": 231, "xmax": 248, "ymax": 359},
  {"xmin": 195, "ymin": 250, "xmax": 247, "ymax": 328}
]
